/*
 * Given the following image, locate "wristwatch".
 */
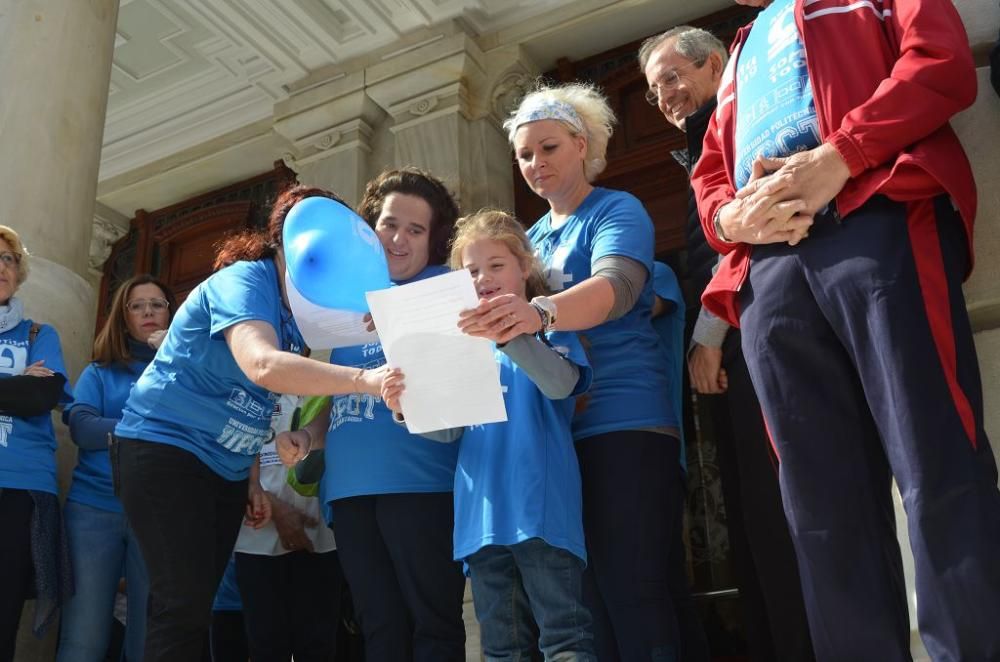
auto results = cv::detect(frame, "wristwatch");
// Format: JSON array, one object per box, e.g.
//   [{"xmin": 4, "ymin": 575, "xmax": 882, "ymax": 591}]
[
  {"xmin": 529, "ymin": 296, "xmax": 558, "ymax": 332},
  {"xmin": 714, "ymin": 205, "xmax": 734, "ymax": 243}
]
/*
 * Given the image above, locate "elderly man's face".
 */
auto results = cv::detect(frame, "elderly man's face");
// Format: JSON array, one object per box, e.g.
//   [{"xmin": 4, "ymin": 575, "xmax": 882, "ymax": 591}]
[{"xmin": 644, "ymin": 40, "xmax": 723, "ymax": 131}]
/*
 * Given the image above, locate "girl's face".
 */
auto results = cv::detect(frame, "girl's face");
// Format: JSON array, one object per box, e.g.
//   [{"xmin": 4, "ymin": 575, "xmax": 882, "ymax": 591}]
[
  {"xmin": 461, "ymin": 239, "xmax": 530, "ymax": 301},
  {"xmin": 513, "ymin": 119, "xmax": 588, "ymax": 204},
  {"xmin": 374, "ymin": 193, "xmax": 433, "ymax": 282},
  {"xmin": 125, "ymin": 283, "xmax": 170, "ymax": 343}
]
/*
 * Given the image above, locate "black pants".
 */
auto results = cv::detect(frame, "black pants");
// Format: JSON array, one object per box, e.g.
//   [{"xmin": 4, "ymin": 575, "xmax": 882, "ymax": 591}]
[
  {"xmin": 576, "ymin": 431, "xmax": 705, "ymax": 662},
  {"xmin": 712, "ymin": 330, "xmax": 815, "ymax": 662},
  {"xmin": 329, "ymin": 493, "xmax": 466, "ymax": 662},
  {"xmin": 117, "ymin": 438, "xmax": 247, "ymax": 662},
  {"xmin": 0, "ymin": 489, "xmax": 33, "ymax": 662},
  {"xmin": 209, "ymin": 610, "xmax": 248, "ymax": 662},
  {"xmin": 234, "ymin": 550, "xmax": 344, "ymax": 662}
]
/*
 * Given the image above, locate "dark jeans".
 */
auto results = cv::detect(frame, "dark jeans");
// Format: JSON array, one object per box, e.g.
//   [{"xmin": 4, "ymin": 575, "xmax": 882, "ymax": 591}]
[
  {"xmin": 576, "ymin": 431, "xmax": 704, "ymax": 662},
  {"xmin": 116, "ymin": 437, "xmax": 247, "ymax": 662},
  {"xmin": 468, "ymin": 538, "xmax": 595, "ymax": 661},
  {"xmin": 234, "ymin": 550, "xmax": 345, "ymax": 662},
  {"xmin": 330, "ymin": 492, "xmax": 466, "ymax": 662},
  {"xmin": 0, "ymin": 488, "xmax": 33, "ymax": 662},
  {"xmin": 740, "ymin": 196, "xmax": 1000, "ymax": 660}
]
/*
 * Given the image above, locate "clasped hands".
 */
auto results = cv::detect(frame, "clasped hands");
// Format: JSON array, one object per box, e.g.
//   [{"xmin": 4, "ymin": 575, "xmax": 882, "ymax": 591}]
[{"xmin": 718, "ymin": 143, "xmax": 850, "ymax": 246}]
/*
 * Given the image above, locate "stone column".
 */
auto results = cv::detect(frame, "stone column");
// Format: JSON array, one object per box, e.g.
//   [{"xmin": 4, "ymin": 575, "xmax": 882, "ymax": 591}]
[
  {"xmin": 365, "ymin": 24, "xmax": 535, "ymax": 213},
  {"xmin": 273, "ymin": 71, "xmax": 385, "ymax": 207},
  {"xmin": 0, "ymin": 0, "xmax": 120, "ymax": 658}
]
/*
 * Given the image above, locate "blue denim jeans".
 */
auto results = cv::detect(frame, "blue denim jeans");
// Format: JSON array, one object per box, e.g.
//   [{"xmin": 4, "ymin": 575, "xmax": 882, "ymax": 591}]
[
  {"xmin": 57, "ymin": 500, "xmax": 148, "ymax": 662},
  {"xmin": 468, "ymin": 538, "xmax": 596, "ymax": 662}
]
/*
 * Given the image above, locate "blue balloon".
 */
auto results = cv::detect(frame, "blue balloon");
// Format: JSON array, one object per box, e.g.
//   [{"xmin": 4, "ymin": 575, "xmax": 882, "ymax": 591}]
[{"xmin": 282, "ymin": 197, "xmax": 391, "ymax": 311}]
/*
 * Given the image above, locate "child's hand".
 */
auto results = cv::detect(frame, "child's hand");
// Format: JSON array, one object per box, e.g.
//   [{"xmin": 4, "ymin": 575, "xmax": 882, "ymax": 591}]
[
  {"xmin": 276, "ymin": 429, "xmax": 311, "ymax": 466},
  {"xmin": 245, "ymin": 483, "xmax": 272, "ymax": 529},
  {"xmin": 381, "ymin": 368, "xmax": 405, "ymax": 413}
]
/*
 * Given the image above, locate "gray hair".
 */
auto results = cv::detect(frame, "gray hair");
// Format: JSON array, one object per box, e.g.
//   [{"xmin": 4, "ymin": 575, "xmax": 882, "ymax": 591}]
[{"xmin": 637, "ymin": 26, "xmax": 728, "ymax": 72}]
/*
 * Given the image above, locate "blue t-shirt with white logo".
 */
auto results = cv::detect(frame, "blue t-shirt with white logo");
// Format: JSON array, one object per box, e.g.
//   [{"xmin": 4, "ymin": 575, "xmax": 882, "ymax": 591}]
[
  {"xmin": 453, "ymin": 331, "xmax": 592, "ymax": 563},
  {"xmin": 526, "ymin": 187, "xmax": 674, "ymax": 440},
  {"xmin": 734, "ymin": 0, "xmax": 820, "ymax": 189},
  {"xmin": 117, "ymin": 260, "xmax": 303, "ymax": 481},
  {"xmin": 651, "ymin": 262, "xmax": 687, "ymax": 468},
  {"xmin": 66, "ymin": 359, "xmax": 147, "ymax": 513},
  {"xmin": 321, "ymin": 265, "xmax": 459, "ymax": 506},
  {"xmin": 0, "ymin": 320, "xmax": 72, "ymax": 495}
]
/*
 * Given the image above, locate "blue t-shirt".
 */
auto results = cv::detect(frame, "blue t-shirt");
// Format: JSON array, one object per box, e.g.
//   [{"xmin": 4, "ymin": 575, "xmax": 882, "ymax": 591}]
[
  {"xmin": 651, "ymin": 262, "xmax": 687, "ymax": 469},
  {"xmin": 321, "ymin": 265, "xmax": 459, "ymax": 506},
  {"xmin": 734, "ymin": 0, "xmax": 820, "ymax": 189},
  {"xmin": 117, "ymin": 260, "xmax": 304, "ymax": 481},
  {"xmin": 212, "ymin": 555, "xmax": 242, "ymax": 612},
  {"xmin": 65, "ymin": 359, "xmax": 148, "ymax": 513},
  {"xmin": 526, "ymin": 187, "xmax": 674, "ymax": 440},
  {"xmin": 0, "ymin": 320, "xmax": 72, "ymax": 494},
  {"xmin": 453, "ymin": 331, "xmax": 592, "ymax": 563}
]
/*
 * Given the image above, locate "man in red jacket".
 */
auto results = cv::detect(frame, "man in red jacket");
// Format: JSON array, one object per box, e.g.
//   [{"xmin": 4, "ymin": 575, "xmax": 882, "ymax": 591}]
[{"xmin": 690, "ymin": 0, "xmax": 1000, "ymax": 659}]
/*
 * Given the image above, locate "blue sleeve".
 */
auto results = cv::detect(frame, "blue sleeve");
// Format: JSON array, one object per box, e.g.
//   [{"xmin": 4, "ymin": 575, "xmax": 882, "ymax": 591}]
[
  {"xmin": 66, "ymin": 364, "xmax": 104, "ymax": 417},
  {"xmin": 547, "ymin": 331, "xmax": 592, "ymax": 397},
  {"xmin": 205, "ymin": 261, "xmax": 279, "ymax": 340},
  {"xmin": 30, "ymin": 324, "xmax": 72, "ymax": 406},
  {"xmin": 68, "ymin": 405, "xmax": 116, "ymax": 451},
  {"xmin": 589, "ymin": 192, "xmax": 655, "ymax": 273},
  {"xmin": 653, "ymin": 262, "xmax": 685, "ymax": 311}
]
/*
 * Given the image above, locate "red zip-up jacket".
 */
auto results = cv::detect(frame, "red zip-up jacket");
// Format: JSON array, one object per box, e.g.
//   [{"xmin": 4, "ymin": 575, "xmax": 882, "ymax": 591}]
[{"xmin": 691, "ymin": 0, "xmax": 978, "ymax": 327}]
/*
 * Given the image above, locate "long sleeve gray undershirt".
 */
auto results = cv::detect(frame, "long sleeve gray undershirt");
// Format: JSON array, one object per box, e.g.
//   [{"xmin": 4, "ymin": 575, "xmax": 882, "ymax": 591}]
[
  {"xmin": 689, "ymin": 256, "xmax": 732, "ymax": 350},
  {"xmin": 591, "ymin": 255, "xmax": 648, "ymax": 321},
  {"xmin": 400, "ymin": 333, "xmax": 582, "ymax": 444}
]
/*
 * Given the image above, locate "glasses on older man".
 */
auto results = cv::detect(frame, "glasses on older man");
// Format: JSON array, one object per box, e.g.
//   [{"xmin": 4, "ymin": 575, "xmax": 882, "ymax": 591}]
[
  {"xmin": 126, "ymin": 298, "xmax": 169, "ymax": 314},
  {"xmin": 0, "ymin": 251, "xmax": 22, "ymax": 267},
  {"xmin": 644, "ymin": 59, "xmax": 706, "ymax": 106}
]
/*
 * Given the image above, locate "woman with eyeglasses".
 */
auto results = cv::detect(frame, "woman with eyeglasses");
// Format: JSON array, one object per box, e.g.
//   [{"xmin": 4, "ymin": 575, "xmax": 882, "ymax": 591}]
[
  {"xmin": 56, "ymin": 274, "xmax": 176, "ymax": 662},
  {"xmin": 0, "ymin": 225, "xmax": 73, "ymax": 660}
]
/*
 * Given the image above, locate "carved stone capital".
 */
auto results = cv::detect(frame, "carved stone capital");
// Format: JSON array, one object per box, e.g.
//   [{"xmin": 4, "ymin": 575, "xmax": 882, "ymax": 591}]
[{"xmin": 89, "ymin": 204, "xmax": 130, "ymax": 276}]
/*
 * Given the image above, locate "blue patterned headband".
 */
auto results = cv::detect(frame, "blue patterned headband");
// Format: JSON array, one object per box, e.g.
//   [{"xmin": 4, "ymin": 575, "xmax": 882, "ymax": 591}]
[{"xmin": 511, "ymin": 96, "xmax": 584, "ymax": 134}]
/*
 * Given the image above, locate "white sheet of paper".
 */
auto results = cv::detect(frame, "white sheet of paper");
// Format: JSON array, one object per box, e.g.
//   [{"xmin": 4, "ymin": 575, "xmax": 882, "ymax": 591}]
[
  {"xmin": 285, "ymin": 272, "xmax": 378, "ymax": 350},
  {"xmin": 365, "ymin": 269, "xmax": 507, "ymax": 434}
]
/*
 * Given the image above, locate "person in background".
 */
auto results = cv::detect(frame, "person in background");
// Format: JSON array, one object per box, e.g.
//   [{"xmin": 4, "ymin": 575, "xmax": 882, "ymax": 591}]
[
  {"xmin": 639, "ymin": 26, "xmax": 813, "ymax": 660},
  {"xmin": 278, "ymin": 169, "xmax": 466, "ymax": 662},
  {"xmin": 235, "ymin": 393, "xmax": 343, "ymax": 662},
  {"xmin": 58, "ymin": 274, "xmax": 177, "ymax": 662},
  {"xmin": 209, "ymin": 556, "xmax": 249, "ymax": 662},
  {"xmin": 461, "ymin": 82, "xmax": 694, "ymax": 660},
  {"xmin": 115, "ymin": 185, "xmax": 394, "ymax": 662},
  {"xmin": 0, "ymin": 225, "xmax": 73, "ymax": 660},
  {"xmin": 692, "ymin": 0, "xmax": 1000, "ymax": 657}
]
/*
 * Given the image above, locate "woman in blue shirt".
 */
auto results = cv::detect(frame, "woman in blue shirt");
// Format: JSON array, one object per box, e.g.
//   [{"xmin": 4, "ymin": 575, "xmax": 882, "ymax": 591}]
[
  {"xmin": 115, "ymin": 186, "xmax": 393, "ymax": 662},
  {"xmin": 0, "ymin": 225, "xmax": 73, "ymax": 660},
  {"xmin": 459, "ymin": 84, "xmax": 688, "ymax": 660},
  {"xmin": 57, "ymin": 274, "xmax": 176, "ymax": 662},
  {"xmin": 281, "ymin": 169, "xmax": 467, "ymax": 662}
]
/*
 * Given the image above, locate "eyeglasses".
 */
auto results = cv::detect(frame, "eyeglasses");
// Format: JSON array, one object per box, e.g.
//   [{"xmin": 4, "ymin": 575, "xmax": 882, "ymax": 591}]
[
  {"xmin": 644, "ymin": 59, "xmax": 705, "ymax": 106},
  {"xmin": 0, "ymin": 251, "xmax": 21, "ymax": 267},
  {"xmin": 126, "ymin": 298, "xmax": 169, "ymax": 314}
]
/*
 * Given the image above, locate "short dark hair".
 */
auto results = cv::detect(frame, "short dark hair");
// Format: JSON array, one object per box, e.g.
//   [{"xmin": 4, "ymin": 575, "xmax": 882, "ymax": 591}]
[{"xmin": 357, "ymin": 168, "xmax": 460, "ymax": 267}]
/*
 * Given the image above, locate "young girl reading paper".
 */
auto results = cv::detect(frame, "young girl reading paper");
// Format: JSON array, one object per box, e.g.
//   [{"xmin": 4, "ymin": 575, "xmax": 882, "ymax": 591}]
[{"xmin": 383, "ymin": 209, "xmax": 597, "ymax": 661}]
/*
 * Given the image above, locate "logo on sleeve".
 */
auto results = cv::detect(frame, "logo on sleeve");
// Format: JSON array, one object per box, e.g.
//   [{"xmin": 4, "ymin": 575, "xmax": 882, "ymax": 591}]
[{"xmin": 0, "ymin": 343, "xmax": 28, "ymax": 376}]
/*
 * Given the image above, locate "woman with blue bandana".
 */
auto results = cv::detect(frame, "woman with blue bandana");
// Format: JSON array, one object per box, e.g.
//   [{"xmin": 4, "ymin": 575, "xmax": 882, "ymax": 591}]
[
  {"xmin": 0, "ymin": 225, "xmax": 73, "ymax": 661},
  {"xmin": 458, "ymin": 83, "xmax": 685, "ymax": 660},
  {"xmin": 57, "ymin": 274, "xmax": 176, "ymax": 662},
  {"xmin": 114, "ymin": 186, "xmax": 395, "ymax": 662}
]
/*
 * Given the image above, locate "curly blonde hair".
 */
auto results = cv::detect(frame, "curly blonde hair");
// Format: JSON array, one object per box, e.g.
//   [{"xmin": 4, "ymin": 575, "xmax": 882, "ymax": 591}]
[
  {"xmin": 449, "ymin": 209, "xmax": 549, "ymax": 300},
  {"xmin": 503, "ymin": 81, "xmax": 616, "ymax": 182}
]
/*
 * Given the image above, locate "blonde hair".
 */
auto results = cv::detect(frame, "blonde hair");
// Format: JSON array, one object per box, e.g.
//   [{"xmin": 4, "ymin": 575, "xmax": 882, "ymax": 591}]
[
  {"xmin": 449, "ymin": 209, "xmax": 549, "ymax": 300},
  {"xmin": 0, "ymin": 225, "xmax": 30, "ymax": 285},
  {"xmin": 503, "ymin": 82, "xmax": 616, "ymax": 182}
]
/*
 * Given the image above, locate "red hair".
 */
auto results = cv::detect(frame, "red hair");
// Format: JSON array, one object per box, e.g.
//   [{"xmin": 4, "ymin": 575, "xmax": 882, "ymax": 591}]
[{"xmin": 213, "ymin": 185, "xmax": 347, "ymax": 271}]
